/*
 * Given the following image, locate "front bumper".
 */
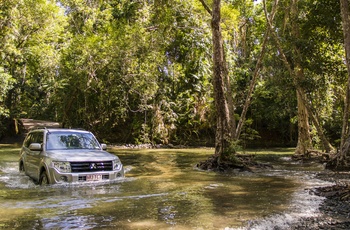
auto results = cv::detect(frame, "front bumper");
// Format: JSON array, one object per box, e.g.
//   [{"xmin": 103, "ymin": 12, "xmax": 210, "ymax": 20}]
[{"xmin": 47, "ymin": 166, "xmax": 124, "ymax": 184}]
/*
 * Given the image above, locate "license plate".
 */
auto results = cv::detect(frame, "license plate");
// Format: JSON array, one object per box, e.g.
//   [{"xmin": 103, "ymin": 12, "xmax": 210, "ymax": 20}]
[{"xmin": 86, "ymin": 174, "xmax": 102, "ymax": 181}]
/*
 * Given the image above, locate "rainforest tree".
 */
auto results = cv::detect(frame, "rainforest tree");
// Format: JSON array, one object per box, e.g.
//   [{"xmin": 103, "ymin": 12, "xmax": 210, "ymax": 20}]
[
  {"xmin": 0, "ymin": 0, "xmax": 66, "ymax": 137},
  {"xmin": 335, "ymin": 0, "xmax": 350, "ymax": 167},
  {"xmin": 0, "ymin": 0, "xmax": 348, "ymax": 164}
]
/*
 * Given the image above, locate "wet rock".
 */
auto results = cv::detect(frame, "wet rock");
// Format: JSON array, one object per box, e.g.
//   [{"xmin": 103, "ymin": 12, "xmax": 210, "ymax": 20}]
[{"xmin": 290, "ymin": 172, "xmax": 350, "ymax": 230}]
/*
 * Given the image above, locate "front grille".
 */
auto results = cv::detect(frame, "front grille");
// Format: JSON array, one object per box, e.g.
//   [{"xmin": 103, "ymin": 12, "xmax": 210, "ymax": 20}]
[{"xmin": 70, "ymin": 161, "xmax": 113, "ymax": 172}]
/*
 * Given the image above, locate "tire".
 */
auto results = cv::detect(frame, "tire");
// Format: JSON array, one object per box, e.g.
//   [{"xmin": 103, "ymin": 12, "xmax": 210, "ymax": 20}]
[
  {"xmin": 39, "ymin": 171, "xmax": 49, "ymax": 185},
  {"xmin": 19, "ymin": 161, "xmax": 24, "ymax": 172}
]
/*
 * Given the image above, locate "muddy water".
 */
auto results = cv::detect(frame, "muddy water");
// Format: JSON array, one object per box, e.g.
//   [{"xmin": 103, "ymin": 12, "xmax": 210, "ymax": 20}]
[{"xmin": 0, "ymin": 146, "xmax": 330, "ymax": 229}]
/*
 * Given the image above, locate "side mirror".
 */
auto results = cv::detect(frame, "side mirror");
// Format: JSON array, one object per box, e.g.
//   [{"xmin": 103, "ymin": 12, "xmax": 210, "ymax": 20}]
[
  {"xmin": 101, "ymin": 143, "xmax": 107, "ymax": 150},
  {"xmin": 29, "ymin": 143, "xmax": 42, "ymax": 151}
]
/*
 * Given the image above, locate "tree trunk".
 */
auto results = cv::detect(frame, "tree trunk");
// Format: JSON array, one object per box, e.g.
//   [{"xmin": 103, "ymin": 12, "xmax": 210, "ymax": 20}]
[
  {"xmin": 211, "ymin": 0, "xmax": 236, "ymax": 162},
  {"xmin": 290, "ymin": 0, "xmax": 313, "ymax": 155},
  {"xmin": 340, "ymin": 0, "xmax": 350, "ymax": 161},
  {"xmin": 294, "ymin": 88, "xmax": 312, "ymax": 155},
  {"xmin": 265, "ymin": 0, "xmax": 335, "ymax": 155},
  {"xmin": 307, "ymin": 105, "xmax": 335, "ymax": 153}
]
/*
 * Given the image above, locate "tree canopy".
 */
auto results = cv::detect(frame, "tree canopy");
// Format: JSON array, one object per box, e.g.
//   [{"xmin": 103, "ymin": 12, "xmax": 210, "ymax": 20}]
[{"xmin": 1, "ymin": 0, "xmax": 349, "ymax": 165}]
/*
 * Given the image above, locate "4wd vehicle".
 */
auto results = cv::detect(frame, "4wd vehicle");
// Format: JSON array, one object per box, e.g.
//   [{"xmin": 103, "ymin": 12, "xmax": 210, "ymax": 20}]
[{"xmin": 19, "ymin": 128, "xmax": 124, "ymax": 185}]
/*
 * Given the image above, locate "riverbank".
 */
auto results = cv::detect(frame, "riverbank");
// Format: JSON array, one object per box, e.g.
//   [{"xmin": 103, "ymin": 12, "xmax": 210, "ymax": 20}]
[{"xmin": 290, "ymin": 171, "xmax": 350, "ymax": 229}]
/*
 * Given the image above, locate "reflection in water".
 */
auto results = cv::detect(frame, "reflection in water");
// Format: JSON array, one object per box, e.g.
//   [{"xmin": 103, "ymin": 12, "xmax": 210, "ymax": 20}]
[{"xmin": 0, "ymin": 147, "xmax": 332, "ymax": 229}]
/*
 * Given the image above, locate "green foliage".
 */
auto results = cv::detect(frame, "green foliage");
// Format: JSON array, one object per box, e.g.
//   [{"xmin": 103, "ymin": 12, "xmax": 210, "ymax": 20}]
[
  {"xmin": 243, "ymin": 0, "xmax": 346, "ymax": 148},
  {"xmin": 0, "ymin": 0, "xmax": 347, "ymax": 149},
  {"xmin": 0, "ymin": 0, "xmax": 67, "ymax": 120},
  {"xmin": 0, "ymin": 67, "xmax": 15, "ymax": 117}
]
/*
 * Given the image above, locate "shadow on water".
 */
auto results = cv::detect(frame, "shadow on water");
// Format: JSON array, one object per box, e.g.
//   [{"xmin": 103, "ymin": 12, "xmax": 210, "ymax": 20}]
[{"xmin": 0, "ymin": 145, "xmax": 332, "ymax": 229}]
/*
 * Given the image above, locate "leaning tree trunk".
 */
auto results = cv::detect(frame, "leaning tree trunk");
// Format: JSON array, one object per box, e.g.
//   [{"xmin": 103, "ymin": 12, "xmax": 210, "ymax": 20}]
[
  {"xmin": 307, "ymin": 105, "xmax": 335, "ymax": 153},
  {"xmin": 211, "ymin": 0, "xmax": 236, "ymax": 163},
  {"xmin": 236, "ymin": 0, "xmax": 279, "ymax": 139},
  {"xmin": 236, "ymin": 28, "xmax": 269, "ymax": 139}
]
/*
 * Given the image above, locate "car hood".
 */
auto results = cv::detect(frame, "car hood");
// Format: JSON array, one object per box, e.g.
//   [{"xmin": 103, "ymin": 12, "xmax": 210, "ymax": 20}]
[{"xmin": 45, "ymin": 149, "xmax": 119, "ymax": 162}]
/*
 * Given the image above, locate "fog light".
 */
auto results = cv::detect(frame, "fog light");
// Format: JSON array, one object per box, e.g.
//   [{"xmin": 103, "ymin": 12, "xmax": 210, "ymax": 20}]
[{"xmin": 60, "ymin": 176, "xmax": 68, "ymax": 182}]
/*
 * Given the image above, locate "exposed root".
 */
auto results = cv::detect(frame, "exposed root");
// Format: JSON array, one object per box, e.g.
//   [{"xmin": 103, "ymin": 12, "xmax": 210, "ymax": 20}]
[
  {"xmin": 292, "ymin": 149, "xmax": 330, "ymax": 163},
  {"xmin": 291, "ymin": 149, "xmax": 350, "ymax": 171},
  {"xmin": 325, "ymin": 155, "xmax": 350, "ymax": 171},
  {"xmin": 196, "ymin": 153, "xmax": 272, "ymax": 172}
]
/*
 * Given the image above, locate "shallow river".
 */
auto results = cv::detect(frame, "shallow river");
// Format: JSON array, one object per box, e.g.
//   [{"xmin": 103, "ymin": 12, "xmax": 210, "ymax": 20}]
[{"xmin": 0, "ymin": 146, "xmax": 331, "ymax": 229}]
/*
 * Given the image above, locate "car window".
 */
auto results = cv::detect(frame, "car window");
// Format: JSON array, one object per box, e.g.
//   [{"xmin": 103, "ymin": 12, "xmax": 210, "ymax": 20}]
[
  {"xmin": 33, "ymin": 132, "xmax": 43, "ymax": 144},
  {"xmin": 46, "ymin": 132, "xmax": 100, "ymax": 150},
  {"xmin": 23, "ymin": 134, "xmax": 33, "ymax": 148},
  {"xmin": 23, "ymin": 132, "xmax": 44, "ymax": 148}
]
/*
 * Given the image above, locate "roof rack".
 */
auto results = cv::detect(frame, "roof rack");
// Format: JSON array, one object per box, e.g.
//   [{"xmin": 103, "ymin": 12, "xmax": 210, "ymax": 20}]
[
  {"xmin": 29, "ymin": 126, "xmax": 48, "ymax": 131},
  {"xmin": 28, "ymin": 127, "xmax": 87, "ymax": 132}
]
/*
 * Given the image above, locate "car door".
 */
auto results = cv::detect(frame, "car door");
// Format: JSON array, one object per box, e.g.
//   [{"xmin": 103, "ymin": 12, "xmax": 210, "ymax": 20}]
[
  {"xmin": 22, "ymin": 133, "xmax": 35, "ymax": 176},
  {"xmin": 25, "ymin": 132, "xmax": 44, "ymax": 180}
]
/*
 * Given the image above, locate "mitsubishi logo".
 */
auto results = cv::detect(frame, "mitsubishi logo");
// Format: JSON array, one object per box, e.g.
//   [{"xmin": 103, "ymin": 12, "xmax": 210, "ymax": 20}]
[{"xmin": 90, "ymin": 163, "xmax": 97, "ymax": 170}]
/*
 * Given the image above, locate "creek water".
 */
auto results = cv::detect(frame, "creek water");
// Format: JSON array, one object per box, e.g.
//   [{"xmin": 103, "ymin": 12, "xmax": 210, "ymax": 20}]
[{"xmin": 0, "ymin": 146, "xmax": 332, "ymax": 229}]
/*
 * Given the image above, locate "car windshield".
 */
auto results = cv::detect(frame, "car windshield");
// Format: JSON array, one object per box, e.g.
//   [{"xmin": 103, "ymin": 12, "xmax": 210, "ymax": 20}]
[{"xmin": 46, "ymin": 132, "xmax": 101, "ymax": 150}]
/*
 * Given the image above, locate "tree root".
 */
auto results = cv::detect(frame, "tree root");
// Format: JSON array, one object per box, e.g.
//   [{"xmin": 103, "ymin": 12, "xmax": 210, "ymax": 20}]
[
  {"xmin": 291, "ymin": 149, "xmax": 350, "ymax": 171},
  {"xmin": 292, "ymin": 149, "xmax": 330, "ymax": 163},
  {"xmin": 196, "ymin": 154, "xmax": 272, "ymax": 172}
]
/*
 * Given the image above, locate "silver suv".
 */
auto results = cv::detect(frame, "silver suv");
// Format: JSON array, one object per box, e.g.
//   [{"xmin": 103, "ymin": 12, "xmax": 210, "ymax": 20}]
[{"xmin": 19, "ymin": 128, "xmax": 124, "ymax": 185}]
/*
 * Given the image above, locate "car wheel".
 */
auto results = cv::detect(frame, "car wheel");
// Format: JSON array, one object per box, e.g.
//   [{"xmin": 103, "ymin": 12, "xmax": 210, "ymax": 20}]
[
  {"xmin": 19, "ymin": 161, "xmax": 25, "ymax": 172},
  {"xmin": 39, "ymin": 171, "xmax": 49, "ymax": 185}
]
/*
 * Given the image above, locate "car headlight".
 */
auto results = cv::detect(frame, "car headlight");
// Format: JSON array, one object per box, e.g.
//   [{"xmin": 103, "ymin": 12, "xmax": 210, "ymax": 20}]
[
  {"xmin": 53, "ymin": 162, "xmax": 71, "ymax": 173},
  {"xmin": 112, "ymin": 159, "xmax": 122, "ymax": 170}
]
